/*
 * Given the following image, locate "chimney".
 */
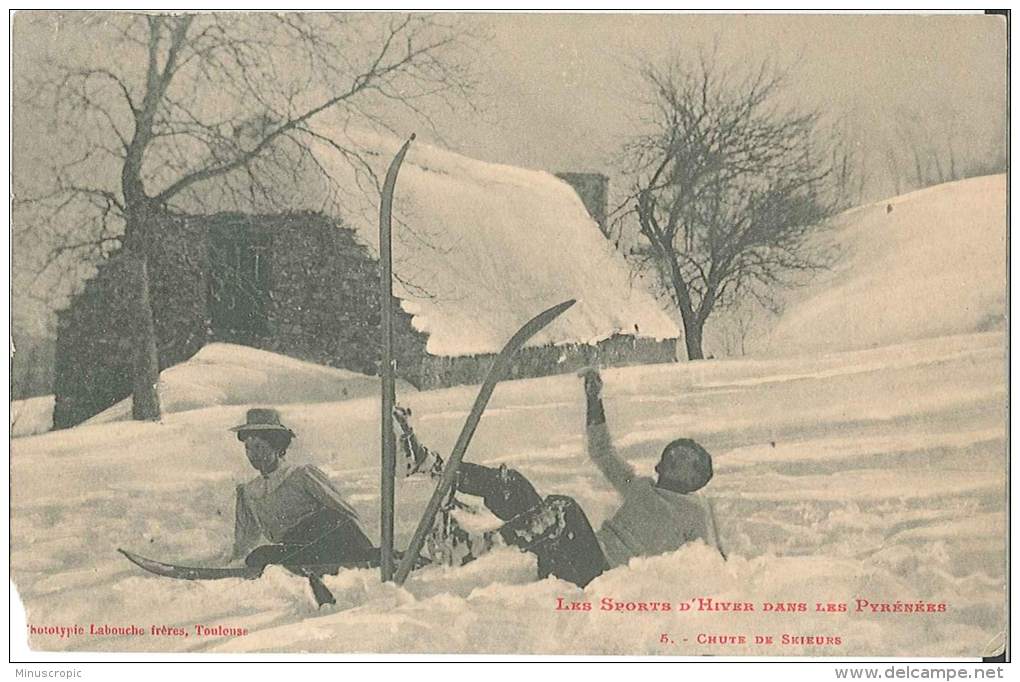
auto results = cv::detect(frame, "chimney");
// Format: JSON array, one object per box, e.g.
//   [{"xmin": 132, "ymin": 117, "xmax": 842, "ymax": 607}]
[{"xmin": 556, "ymin": 172, "xmax": 609, "ymax": 235}]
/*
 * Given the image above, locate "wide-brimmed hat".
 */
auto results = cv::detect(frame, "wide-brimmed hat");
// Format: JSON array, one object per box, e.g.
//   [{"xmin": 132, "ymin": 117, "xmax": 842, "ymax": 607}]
[{"xmin": 229, "ymin": 408, "xmax": 296, "ymax": 437}]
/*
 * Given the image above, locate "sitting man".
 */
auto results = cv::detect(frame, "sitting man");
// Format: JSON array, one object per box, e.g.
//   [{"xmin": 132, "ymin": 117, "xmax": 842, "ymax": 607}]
[
  {"xmin": 401, "ymin": 369, "xmax": 722, "ymax": 588},
  {"xmin": 228, "ymin": 408, "xmax": 377, "ymax": 602}
]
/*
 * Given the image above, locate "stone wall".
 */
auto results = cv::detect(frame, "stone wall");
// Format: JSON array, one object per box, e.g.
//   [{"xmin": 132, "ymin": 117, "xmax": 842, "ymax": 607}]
[
  {"xmin": 53, "ymin": 211, "xmax": 427, "ymax": 428},
  {"xmin": 241, "ymin": 212, "xmax": 427, "ymax": 380},
  {"xmin": 53, "ymin": 213, "xmax": 208, "ymax": 428},
  {"xmin": 415, "ymin": 334, "xmax": 677, "ymax": 390},
  {"xmin": 54, "ymin": 207, "xmax": 675, "ymax": 427}
]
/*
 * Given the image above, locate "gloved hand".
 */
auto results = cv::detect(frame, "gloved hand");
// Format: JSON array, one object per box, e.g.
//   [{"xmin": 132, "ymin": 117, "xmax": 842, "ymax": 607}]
[
  {"xmin": 577, "ymin": 367, "xmax": 606, "ymax": 425},
  {"xmin": 578, "ymin": 367, "xmax": 603, "ymax": 400}
]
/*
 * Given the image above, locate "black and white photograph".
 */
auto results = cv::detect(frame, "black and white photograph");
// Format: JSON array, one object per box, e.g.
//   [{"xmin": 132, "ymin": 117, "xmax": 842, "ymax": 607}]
[{"xmin": 8, "ymin": 10, "xmax": 1009, "ymax": 660}]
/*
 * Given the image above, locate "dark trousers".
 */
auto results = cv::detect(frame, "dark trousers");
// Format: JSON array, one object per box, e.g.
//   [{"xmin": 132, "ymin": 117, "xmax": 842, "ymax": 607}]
[
  {"xmin": 458, "ymin": 462, "xmax": 609, "ymax": 587},
  {"xmin": 244, "ymin": 510, "xmax": 427, "ymax": 607},
  {"xmin": 245, "ymin": 509, "xmax": 378, "ymax": 573}
]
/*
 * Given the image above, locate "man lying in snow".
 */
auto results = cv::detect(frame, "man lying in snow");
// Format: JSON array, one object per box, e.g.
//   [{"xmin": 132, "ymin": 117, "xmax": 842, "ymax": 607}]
[
  {"xmin": 397, "ymin": 369, "xmax": 724, "ymax": 588},
  {"xmin": 228, "ymin": 408, "xmax": 377, "ymax": 573}
]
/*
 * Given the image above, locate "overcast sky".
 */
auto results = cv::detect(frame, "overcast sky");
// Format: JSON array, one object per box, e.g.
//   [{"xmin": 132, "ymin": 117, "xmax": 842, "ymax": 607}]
[
  {"xmin": 14, "ymin": 12, "xmax": 1006, "ymax": 189},
  {"xmin": 432, "ymin": 13, "xmax": 1005, "ymax": 197}
]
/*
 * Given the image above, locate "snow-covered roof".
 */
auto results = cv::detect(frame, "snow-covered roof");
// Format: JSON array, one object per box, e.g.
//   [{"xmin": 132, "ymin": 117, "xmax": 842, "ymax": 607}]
[
  {"xmin": 189, "ymin": 127, "xmax": 680, "ymax": 357},
  {"xmin": 313, "ymin": 130, "xmax": 679, "ymax": 356}
]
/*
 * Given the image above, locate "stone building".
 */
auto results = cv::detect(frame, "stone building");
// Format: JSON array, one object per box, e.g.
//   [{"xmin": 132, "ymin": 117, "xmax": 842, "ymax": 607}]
[{"xmin": 53, "ymin": 139, "xmax": 680, "ymax": 428}]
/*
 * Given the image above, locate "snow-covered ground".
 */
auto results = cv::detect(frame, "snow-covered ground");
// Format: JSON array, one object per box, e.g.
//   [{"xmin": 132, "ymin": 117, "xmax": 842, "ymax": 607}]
[
  {"xmin": 11, "ymin": 395, "xmax": 54, "ymax": 438},
  {"xmin": 83, "ymin": 343, "xmax": 417, "ymax": 425},
  {"xmin": 10, "ymin": 174, "xmax": 1008, "ymax": 656},
  {"xmin": 758, "ymin": 174, "xmax": 1006, "ymax": 356},
  {"xmin": 11, "ymin": 329, "xmax": 1006, "ymax": 656}
]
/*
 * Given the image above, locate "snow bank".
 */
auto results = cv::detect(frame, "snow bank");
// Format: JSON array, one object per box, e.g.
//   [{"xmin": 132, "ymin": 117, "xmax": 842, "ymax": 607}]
[
  {"xmin": 760, "ymin": 175, "xmax": 1006, "ymax": 356},
  {"xmin": 84, "ymin": 343, "xmax": 415, "ymax": 424},
  {"xmin": 11, "ymin": 331, "xmax": 1005, "ymax": 655},
  {"xmin": 12, "ymin": 395, "xmax": 54, "ymax": 437}
]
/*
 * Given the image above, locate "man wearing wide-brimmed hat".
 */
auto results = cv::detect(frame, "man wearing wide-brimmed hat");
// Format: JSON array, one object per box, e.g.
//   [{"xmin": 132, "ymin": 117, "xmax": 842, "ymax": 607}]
[{"xmin": 228, "ymin": 408, "xmax": 376, "ymax": 580}]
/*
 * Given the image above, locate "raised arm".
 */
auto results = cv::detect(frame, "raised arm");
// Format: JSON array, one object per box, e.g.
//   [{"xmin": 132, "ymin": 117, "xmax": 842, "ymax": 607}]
[{"xmin": 581, "ymin": 369, "xmax": 636, "ymax": 494}]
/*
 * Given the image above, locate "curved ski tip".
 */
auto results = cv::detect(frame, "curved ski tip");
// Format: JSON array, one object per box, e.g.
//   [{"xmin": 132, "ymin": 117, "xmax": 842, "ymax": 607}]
[
  {"xmin": 118, "ymin": 548, "xmax": 146, "ymax": 570},
  {"xmin": 524, "ymin": 300, "xmax": 575, "ymax": 331},
  {"xmin": 409, "ymin": 132, "xmax": 417, "ymax": 141},
  {"xmin": 118, "ymin": 548, "xmax": 145, "ymax": 565},
  {"xmin": 551, "ymin": 299, "xmax": 576, "ymax": 314}
]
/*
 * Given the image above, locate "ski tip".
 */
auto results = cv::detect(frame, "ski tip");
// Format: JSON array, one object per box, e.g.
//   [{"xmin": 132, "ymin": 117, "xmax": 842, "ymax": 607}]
[
  {"xmin": 409, "ymin": 132, "xmax": 417, "ymax": 141},
  {"xmin": 549, "ymin": 299, "xmax": 576, "ymax": 314},
  {"xmin": 118, "ymin": 548, "xmax": 147, "ymax": 571},
  {"xmin": 545, "ymin": 299, "xmax": 576, "ymax": 320},
  {"xmin": 118, "ymin": 548, "xmax": 145, "ymax": 565}
]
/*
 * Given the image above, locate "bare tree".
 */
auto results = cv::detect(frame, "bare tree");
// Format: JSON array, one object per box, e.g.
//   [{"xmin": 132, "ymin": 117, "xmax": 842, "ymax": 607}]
[
  {"xmin": 884, "ymin": 145, "xmax": 905, "ymax": 196},
  {"xmin": 895, "ymin": 107, "xmax": 958, "ymax": 187},
  {"xmin": 14, "ymin": 11, "xmax": 477, "ymax": 420},
  {"xmin": 711, "ymin": 302, "xmax": 772, "ymax": 358},
  {"xmin": 887, "ymin": 104, "xmax": 1005, "ymax": 193},
  {"xmin": 614, "ymin": 51, "xmax": 851, "ymax": 360}
]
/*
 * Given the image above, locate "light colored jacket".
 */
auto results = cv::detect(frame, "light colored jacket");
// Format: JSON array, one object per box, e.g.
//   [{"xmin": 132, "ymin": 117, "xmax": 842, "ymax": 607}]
[
  {"xmin": 233, "ymin": 462, "xmax": 363, "ymax": 559},
  {"xmin": 587, "ymin": 422, "xmax": 719, "ymax": 568}
]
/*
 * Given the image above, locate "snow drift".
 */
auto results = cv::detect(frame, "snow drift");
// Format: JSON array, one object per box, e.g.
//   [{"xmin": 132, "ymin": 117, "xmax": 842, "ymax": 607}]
[
  {"xmin": 84, "ymin": 343, "xmax": 416, "ymax": 425},
  {"xmin": 760, "ymin": 175, "xmax": 1006, "ymax": 356},
  {"xmin": 11, "ymin": 331, "xmax": 1006, "ymax": 656},
  {"xmin": 9, "ymin": 151, "xmax": 1006, "ymax": 659}
]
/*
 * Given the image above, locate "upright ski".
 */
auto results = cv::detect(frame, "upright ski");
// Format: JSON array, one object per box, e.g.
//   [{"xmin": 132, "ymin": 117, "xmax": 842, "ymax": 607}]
[
  {"xmin": 379, "ymin": 134, "xmax": 415, "ymax": 582},
  {"xmin": 393, "ymin": 298, "xmax": 576, "ymax": 584}
]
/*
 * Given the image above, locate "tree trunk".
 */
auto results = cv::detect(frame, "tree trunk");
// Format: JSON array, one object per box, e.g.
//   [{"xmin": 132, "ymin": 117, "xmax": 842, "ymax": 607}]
[
  {"xmin": 127, "ymin": 253, "xmax": 162, "ymax": 421},
  {"xmin": 663, "ymin": 254, "xmax": 707, "ymax": 362},
  {"xmin": 123, "ymin": 202, "xmax": 162, "ymax": 421},
  {"xmin": 677, "ymin": 305, "xmax": 705, "ymax": 361},
  {"xmin": 683, "ymin": 320, "xmax": 705, "ymax": 360}
]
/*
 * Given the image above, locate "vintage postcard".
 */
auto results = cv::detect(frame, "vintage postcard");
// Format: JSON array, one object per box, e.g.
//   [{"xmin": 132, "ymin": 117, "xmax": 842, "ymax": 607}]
[{"xmin": 9, "ymin": 11, "xmax": 1008, "ymax": 659}]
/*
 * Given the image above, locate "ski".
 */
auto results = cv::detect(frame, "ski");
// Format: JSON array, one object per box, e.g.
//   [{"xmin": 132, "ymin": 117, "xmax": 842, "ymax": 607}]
[
  {"xmin": 379, "ymin": 134, "xmax": 416, "ymax": 582},
  {"xmin": 118, "ymin": 548, "xmax": 376, "ymax": 581},
  {"xmin": 393, "ymin": 298, "xmax": 576, "ymax": 584},
  {"xmin": 120, "ymin": 549, "xmax": 262, "ymax": 580}
]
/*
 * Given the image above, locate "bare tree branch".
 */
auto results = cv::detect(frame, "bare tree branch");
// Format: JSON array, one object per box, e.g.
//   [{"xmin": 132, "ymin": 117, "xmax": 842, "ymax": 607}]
[
  {"xmin": 15, "ymin": 11, "xmax": 478, "ymax": 420},
  {"xmin": 615, "ymin": 49, "xmax": 850, "ymax": 359}
]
